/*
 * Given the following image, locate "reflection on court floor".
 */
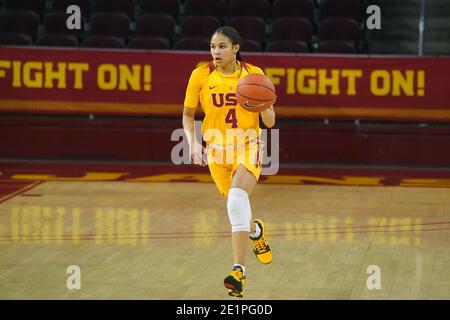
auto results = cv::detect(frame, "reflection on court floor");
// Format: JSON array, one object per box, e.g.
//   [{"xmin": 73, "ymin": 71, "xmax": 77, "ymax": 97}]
[{"xmin": 0, "ymin": 181, "xmax": 449, "ymax": 299}]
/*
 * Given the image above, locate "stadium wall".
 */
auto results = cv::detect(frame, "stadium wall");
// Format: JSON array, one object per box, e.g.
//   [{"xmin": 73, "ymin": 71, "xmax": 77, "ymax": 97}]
[{"xmin": 1, "ymin": 47, "xmax": 450, "ymax": 168}]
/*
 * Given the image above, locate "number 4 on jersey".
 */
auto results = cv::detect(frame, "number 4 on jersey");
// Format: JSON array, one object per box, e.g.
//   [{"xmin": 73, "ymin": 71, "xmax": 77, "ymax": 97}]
[{"xmin": 225, "ymin": 109, "xmax": 238, "ymax": 128}]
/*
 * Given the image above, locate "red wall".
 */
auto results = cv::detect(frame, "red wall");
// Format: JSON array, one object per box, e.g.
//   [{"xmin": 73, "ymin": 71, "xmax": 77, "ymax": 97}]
[{"xmin": 1, "ymin": 115, "xmax": 450, "ymax": 168}]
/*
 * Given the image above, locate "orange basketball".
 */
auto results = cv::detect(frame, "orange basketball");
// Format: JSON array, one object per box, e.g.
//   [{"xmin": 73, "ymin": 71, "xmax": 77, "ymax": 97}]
[{"xmin": 236, "ymin": 74, "xmax": 276, "ymax": 112}]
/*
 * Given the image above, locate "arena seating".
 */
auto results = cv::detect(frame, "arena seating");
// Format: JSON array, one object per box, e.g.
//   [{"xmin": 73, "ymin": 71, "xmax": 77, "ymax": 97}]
[
  {"xmin": 0, "ymin": 0, "xmax": 368, "ymax": 53},
  {"xmin": 35, "ymin": 33, "xmax": 78, "ymax": 47}
]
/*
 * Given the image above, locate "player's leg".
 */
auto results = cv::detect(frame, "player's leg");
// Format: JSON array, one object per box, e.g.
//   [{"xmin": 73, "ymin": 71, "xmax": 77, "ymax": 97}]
[
  {"xmin": 207, "ymin": 155, "xmax": 248, "ymax": 297},
  {"xmin": 228, "ymin": 164, "xmax": 257, "ymax": 266},
  {"xmin": 231, "ymin": 143, "xmax": 272, "ymax": 267},
  {"xmin": 207, "ymin": 147, "xmax": 232, "ymax": 196},
  {"xmin": 209, "ymin": 146, "xmax": 256, "ymax": 266},
  {"xmin": 223, "ymin": 164, "xmax": 256, "ymax": 297}
]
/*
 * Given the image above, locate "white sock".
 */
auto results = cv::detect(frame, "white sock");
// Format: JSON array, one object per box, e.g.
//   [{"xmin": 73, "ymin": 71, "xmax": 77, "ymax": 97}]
[
  {"xmin": 233, "ymin": 264, "xmax": 246, "ymax": 276},
  {"xmin": 251, "ymin": 222, "xmax": 261, "ymax": 239}
]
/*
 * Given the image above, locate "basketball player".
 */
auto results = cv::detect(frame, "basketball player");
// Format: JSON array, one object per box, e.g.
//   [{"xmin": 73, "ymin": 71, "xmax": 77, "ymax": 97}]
[{"xmin": 182, "ymin": 27, "xmax": 276, "ymax": 298}]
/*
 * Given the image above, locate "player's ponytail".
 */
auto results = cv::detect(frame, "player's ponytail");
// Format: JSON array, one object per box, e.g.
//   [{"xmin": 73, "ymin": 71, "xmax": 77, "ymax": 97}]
[
  {"xmin": 236, "ymin": 51, "xmax": 243, "ymax": 61},
  {"xmin": 212, "ymin": 26, "xmax": 243, "ymax": 61}
]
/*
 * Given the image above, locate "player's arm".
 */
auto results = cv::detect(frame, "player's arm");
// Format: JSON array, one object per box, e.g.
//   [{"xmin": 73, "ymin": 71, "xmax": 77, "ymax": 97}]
[
  {"xmin": 183, "ymin": 106, "xmax": 206, "ymax": 166},
  {"xmin": 254, "ymin": 65, "xmax": 276, "ymax": 128},
  {"xmin": 260, "ymin": 105, "xmax": 276, "ymax": 128},
  {"xmin": 182, "ymin": 67, "xmax": 208, "ymax": 166},
  {"xmin": 182, "ymin": 106, "xmax": 199, "ymax": 147}
]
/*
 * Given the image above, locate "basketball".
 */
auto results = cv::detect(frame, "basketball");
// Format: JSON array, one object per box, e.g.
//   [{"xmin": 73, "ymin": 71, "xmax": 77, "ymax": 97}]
[{"xmin": 236, "ymin": 74, "xmax": 276, "ymax": 112}]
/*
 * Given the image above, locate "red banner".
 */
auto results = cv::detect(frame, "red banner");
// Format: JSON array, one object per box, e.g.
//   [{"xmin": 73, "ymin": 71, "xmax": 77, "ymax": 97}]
[{"xmin": 0, "ymin": 47, "xmax": 449, "ymax": 121}]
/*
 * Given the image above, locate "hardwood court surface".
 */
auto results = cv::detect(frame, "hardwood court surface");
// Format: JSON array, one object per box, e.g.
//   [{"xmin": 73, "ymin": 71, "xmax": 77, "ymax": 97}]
[{"xmin": 0, "ymin": 181, "xmax": 449, "ymax": 299}]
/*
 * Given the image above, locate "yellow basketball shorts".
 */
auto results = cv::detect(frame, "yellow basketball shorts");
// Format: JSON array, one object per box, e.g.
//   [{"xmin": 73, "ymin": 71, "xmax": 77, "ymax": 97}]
[{"xmin": 206, "ymin": 139, "xmax": 264, "ymax": 197}]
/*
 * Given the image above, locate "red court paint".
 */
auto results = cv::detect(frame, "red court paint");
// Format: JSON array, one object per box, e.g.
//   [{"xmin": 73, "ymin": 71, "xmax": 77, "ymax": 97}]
[
  {"xmin": 1, "ymin": 162, "xmax": 450, "ymax": 187},
  {"xmin": 0, "ymin": 181, "xmax": 42, "ymax": 204}
]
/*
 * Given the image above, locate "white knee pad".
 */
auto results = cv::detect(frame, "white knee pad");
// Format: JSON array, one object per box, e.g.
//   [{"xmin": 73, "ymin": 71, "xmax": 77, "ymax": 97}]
[{"xmin": 227, "ymin": 188, "xmax": 252, "ymax": 232}]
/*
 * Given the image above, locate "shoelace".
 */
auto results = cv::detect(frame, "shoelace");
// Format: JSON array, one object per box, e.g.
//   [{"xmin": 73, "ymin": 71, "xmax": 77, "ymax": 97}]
[
  {"xmin": 254, "ymin": 238, "xmax": 269, "ymax": 254},
  {"xmin": 231, "ymin": 269, "xmax": 244, "ymax": 280}
]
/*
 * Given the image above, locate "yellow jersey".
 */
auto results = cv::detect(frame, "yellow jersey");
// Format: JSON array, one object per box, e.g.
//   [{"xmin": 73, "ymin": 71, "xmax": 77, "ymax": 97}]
[{"xmin": 184, "ymin": 60, "xmax": 264, "ymax": 146}]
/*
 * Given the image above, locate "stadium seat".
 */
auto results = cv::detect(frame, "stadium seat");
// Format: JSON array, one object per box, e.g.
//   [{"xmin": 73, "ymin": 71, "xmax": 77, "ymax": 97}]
[
  {"xmin": 0, "ymin": 32, "xmax": 32, "ymax": 46},
  {"xmin": 44, "ymin": 12, "xmax": 84, "ymax": 38},
  {"xmin": 272, "ymin": 0, "xmax": 314, "ymax": 24},
  {"xmin": 241, "ymin": 39, "xmax": 262, "ymax": 52},
  {"xmin": 185, "ymin": 0, "xmax": 227, "ymax": 20},
  {"xmin": 135, "ymin": 14, "xmax": 176, "ymax": 40},
  {"xmin": 94, "ymin": 0, "xmax": 135, "ymax": 20},
  {"xmin": 319, "ymin": 0, "xmax": 362, "ymax": 23},
  {"xmin": 270, "ymin": 17, "xmax": 313, "ymax": 43},
  {"xmin": 89, "ymin": 13, "xmax": 130, "ymax": 38},
  {"xmin": 318, "ymin": 18, "xmax": 361, "ymax": 42},
  {"xmin": 316, "ymin": 41, "xmax": 356, "ymax": 53},
  {"xmin": 141, "ymin": 0, "xmax": 179, "ymax": 19},
  {"xmin": 128, "ymin": 36, "xmax": 171, "ymax": 50},
  {"xmin": 81, "ymin": 35, "xmax": 124, "ymax": 48},
  {"xmin": 52, "ymin": 0, "xmax": 93, "ymax": 16},
  {"xmin": 5, "ymin": 0, "xmax": 46, "ymax": 16},
  {"xmin": 173, "ymin": 37, "xmax": 211, "ymax": 51},
  {"xmin": 227, "ymin": 17, "xmax": 266, "ymax": 43},
  {"xmin": 180, "ymin": 16, "xmax": 222, "ymax": 38},
  {"xmin": 228, "ymin": 0, "xmax": 271, "ymax": 20},
  {"xmin": 35, "ymin": 34, "xmax": 78, "ymax": 47},
  {"xmin": 266, "ymin": 40, "xmax": 309, "ymax": 53},
  {"xmin": 0, "ymin": 11, "xmax": 40, "ymax": 37}
]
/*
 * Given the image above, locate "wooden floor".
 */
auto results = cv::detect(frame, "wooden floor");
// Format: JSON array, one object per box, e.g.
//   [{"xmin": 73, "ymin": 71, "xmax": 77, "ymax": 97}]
[{"xmin": 0, "ymin": 180, "xmax": 449, "ymax": 299}]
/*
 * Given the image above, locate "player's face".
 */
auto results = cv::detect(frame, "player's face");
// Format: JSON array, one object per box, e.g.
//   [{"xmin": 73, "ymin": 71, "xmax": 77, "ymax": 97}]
[{"xmin": 210, "ymin": 33, "xmax": 239, "ymax": 68}]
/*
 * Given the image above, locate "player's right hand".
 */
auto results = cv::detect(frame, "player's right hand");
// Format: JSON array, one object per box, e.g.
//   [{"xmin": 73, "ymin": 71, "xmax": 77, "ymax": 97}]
[{"xmin": 190, "ymin": 142, "xmax": 207, "ymax": 166}]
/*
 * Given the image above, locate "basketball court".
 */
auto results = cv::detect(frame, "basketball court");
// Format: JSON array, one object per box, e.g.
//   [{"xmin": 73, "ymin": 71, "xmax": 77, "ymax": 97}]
[
  {"xmin": 1, "ymin": 0, "xmax": 450, "ymax": 302},
  {"xmin": 1, "ymin": 163, "xmax": 449, "ymax": 299}
]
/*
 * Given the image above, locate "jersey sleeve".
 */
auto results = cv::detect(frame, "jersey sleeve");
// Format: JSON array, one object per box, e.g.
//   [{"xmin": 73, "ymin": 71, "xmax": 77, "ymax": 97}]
[
  {"xmin": 246, "ymin": 63, "xmax": 265, "ymax": 76},
  {"xmin": 253, "ymin": 66, "xmax": 265, "ymax": 75},
  {"xmin": 183, "ymin": 66, "xmax": 208, "ymax": 109}
]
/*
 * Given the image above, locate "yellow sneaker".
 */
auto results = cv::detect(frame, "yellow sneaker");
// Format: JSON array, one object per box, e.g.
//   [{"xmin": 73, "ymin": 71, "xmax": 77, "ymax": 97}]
[
  {"xmin": 250, "ymin": 219, "xmax": 273, "ymax": 264},
  {"xmin": 224, "ymin": 266, "xmax": 246, "ymax": 298}
]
